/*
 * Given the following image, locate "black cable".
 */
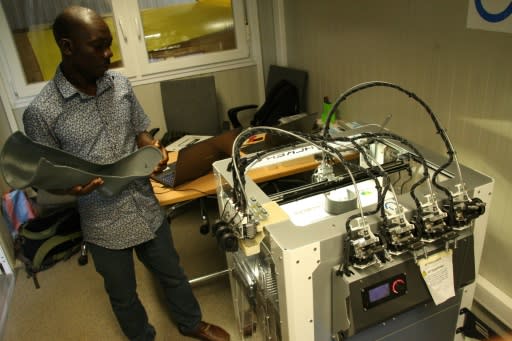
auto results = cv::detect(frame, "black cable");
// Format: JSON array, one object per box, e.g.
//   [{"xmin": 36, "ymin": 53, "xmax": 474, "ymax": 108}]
[
  {"xmin": 317, "ymin": 135, "xmax": 387, "ymax": 232},
  {"xmin": 347, "ymin": 131, "xmax": 430, "ymax": 213},
  {"xmin": 322, "ymin": 81, "xmax": 455, "ymax": 208},
  {"xmin": 392, "ymin": 170, "xmax": 402, "ymax": 188}
]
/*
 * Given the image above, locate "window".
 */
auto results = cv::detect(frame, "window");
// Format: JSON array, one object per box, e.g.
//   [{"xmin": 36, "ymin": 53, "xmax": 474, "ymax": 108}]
[
  {"xmin": 125, "ymin": 0, "xmax": 250, "ymax": 76},
  {"xmin": 0, "ymin": 1, "xmax": 123, "ymax": 84},
  {"xmin": 0, "ymin": 0, "xmax": 252, "ymax": 106},
  {"xmin": 138, "ymin": 0, "xmax": 237, "ymax": 62}
]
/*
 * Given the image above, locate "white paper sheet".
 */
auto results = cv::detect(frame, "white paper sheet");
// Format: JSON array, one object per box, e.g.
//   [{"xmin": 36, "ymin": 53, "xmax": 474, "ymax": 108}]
[{"xmin": 418, "ymin": 250, "xmax": 455, "ymax": 305}]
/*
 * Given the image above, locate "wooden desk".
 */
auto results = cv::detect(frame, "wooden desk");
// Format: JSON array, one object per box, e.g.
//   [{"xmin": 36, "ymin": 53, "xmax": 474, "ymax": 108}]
[{"xmin": 153, "ymin": 151, "xmax": 358, "ymax": 206}]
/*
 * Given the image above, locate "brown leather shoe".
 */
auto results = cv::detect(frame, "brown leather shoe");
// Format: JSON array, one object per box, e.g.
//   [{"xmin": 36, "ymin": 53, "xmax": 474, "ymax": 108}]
[{"xmin": 182, "ymin": 321, "xmax": 230, "ymax": 341}]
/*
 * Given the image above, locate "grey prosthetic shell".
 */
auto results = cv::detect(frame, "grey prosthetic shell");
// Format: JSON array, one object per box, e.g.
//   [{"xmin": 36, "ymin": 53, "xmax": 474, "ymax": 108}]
[{"xmin": 0, "ymin": 131, "xmax": 162, "ymax": 196}]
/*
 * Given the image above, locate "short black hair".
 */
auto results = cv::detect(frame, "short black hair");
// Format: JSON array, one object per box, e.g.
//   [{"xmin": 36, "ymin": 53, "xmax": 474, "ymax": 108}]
[
  {"xmin": 52, "ymin": 12, "xmax": 70, "ymax": 43},
  {"xmin": 52, "ymin": 6, "xmax": 94, "ymax": 44}
]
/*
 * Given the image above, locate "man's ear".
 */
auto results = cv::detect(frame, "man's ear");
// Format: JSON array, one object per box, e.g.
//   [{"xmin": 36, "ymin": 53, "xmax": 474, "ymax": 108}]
[{"xmin": 59, "ymin": 38, "xmax": 73, "ymax": 56}]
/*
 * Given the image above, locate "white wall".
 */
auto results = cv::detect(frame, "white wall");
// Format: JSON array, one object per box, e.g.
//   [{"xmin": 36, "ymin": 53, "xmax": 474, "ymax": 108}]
[{"xmin": 282, "ymin": 0, "xmax": 512, "ymax": 325}]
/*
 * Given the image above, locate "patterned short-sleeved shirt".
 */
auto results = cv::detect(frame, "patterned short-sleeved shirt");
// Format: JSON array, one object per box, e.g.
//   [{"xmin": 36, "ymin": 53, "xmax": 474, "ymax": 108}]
[{"xmin": 23, "ymin": 67, "xmax": 165, "ymax": 249}]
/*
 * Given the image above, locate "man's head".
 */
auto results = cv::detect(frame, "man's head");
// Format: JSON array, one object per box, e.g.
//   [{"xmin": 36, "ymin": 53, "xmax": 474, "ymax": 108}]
[{"xmin": 53, "ymin": 6, "xmax": 113, "ymax": 82}]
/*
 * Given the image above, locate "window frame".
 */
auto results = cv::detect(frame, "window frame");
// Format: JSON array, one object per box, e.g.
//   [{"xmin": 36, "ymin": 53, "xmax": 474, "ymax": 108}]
[{"xmin": 0, "ymin": 0, "xmax": 256, "ymax": 109}]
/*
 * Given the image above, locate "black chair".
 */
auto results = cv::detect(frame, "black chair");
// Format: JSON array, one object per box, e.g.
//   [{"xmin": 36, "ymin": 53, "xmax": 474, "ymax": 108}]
[
  {"xmin": 227, "ymin": 64, "xmax": 308, "ymax": 129},
  {"xmin": 158, "ymin": 76, "xmax": 223, "ymax": 234},
  {"xmin": 160, "ymin": 75, "xmax": 221, "ymax": 145},
  {"xmin": 228, "ymin": 66, "xmax": 312, "ymax": 195}
]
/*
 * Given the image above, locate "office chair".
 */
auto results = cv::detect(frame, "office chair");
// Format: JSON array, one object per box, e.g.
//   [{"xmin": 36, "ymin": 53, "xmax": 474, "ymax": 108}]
[
  {"xmin": 227, "ymin": 64, "xmax": 308, "ymax": 129},
  {"xmin": 160, "ymin": 76, "xmax": 221, "ymax": 145},
  {"xmin": 159, "ymin": 76, "xmax": 223, "ymax": 234},
  {"xmin": 228, "ymin": 65, "xmax": 312, "ymax": 195}
]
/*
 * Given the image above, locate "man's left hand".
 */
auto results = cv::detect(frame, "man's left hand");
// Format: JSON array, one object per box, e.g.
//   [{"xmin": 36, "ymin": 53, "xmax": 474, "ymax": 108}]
[
  {"xmin": 137, "ymin": 131, "xmax": 169, "ymax": 174},
  {"xmin": 152, "ymin": 140, "xmax": 169, "ymax": 174}
]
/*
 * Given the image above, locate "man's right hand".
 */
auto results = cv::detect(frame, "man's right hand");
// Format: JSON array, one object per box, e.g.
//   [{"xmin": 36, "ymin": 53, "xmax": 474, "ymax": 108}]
[{"xmin": 50, "ymin": 177, "xmax": 104, "ymax": 196}]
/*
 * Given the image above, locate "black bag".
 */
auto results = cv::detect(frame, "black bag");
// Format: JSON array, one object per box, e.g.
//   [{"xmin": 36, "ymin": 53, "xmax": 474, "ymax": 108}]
[
  {"xmin": 250, "ymin": 79, "xmax": 300, "ymax": 127},
  {"xmin": 15, "ymin": 207, "xmax": 82, "ymax": 288}
]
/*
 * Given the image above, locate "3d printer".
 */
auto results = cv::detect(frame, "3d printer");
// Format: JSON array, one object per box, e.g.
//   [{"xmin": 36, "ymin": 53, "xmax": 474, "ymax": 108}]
[{"xmin": 212, "ymin": 81, "xmax": 492, "ymax": 341}]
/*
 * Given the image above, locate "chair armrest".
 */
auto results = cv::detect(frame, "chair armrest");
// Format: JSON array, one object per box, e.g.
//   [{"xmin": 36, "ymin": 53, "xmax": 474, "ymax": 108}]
[
  {"xmin": 228, "ymin": 104, "xmax": 258, "ymax": 128},
  {"xmin": 149, "ymin": 127, "xmax": 160, "ymax": 137}
]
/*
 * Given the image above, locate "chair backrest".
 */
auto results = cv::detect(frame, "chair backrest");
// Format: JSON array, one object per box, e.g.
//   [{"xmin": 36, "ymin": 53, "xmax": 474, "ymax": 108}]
[
  {"xmin": 160, "ymin": 76, "xmax": 220, "ymax": 137},
  {"xmin": 250, "ymin": 79, "xmax": 299, "ymax": 127},
  {"xmin": 265, "ymin": 64, "xmax": 308, "ymax": 113}
]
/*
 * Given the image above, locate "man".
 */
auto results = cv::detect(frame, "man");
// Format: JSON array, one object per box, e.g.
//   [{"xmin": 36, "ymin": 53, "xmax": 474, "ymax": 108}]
[{"xmin": 23, "ymin": 6, "xmax": 230, "ymax": 341}]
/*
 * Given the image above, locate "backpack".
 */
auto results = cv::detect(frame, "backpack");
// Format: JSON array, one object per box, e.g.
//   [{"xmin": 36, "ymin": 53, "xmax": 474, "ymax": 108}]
[
  {"xmin": 251, "ymin": 79, "xmax": 300, "ymax": 127},
  {"xmin": 15, "ymin": 206, "xmax": 83, "ymax": 288},
  {"xmin": 1, "ymin": 189, "xmax": 37, "ymax": 238}
]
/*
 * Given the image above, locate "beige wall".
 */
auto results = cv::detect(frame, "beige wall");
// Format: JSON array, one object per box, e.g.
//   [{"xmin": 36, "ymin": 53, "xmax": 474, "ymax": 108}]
[
  {"xmin": 134, "ymin": 67, "xmax": 259, "ymax": 137},
  {"xmin": 283, "ymin": 0, "xmax": 512, "ymax": 304},
  {"xmin": 132, "ymin": 65, "xmax": 260, "ymax": 138},
  {"xmin": 0, "ymin": 94, "xmax": 16, "ymax": 268}
]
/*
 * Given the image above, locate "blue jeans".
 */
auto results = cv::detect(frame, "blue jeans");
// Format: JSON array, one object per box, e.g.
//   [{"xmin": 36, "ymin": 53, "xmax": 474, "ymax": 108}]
[{"xmin": 88, "ymin": 219, "xmax": 202, "ymax": 341}]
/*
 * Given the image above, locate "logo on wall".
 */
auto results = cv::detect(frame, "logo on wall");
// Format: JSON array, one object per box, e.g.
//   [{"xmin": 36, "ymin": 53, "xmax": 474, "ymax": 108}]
[{"xmin": 467, "ymin": 0, "xmax": 512, "ymax": 33}]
